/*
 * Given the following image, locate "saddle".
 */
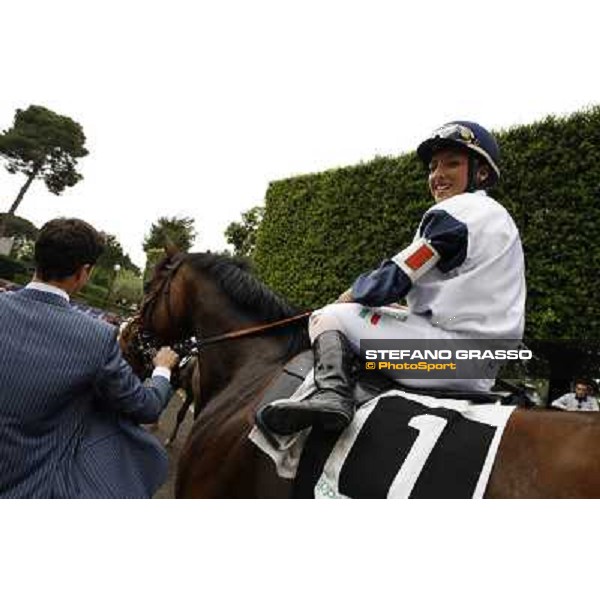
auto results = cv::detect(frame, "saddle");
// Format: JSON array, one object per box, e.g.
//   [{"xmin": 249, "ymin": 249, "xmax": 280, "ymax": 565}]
[{"xmin": 254, "ymin": 350, "xmax": 514, "ymax": 448}]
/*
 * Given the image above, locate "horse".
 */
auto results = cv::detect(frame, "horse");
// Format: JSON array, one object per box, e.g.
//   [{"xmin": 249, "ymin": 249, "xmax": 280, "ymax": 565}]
[{"xmin": 122, "ymin": 249, "xmax": 600, "ymax": 498}]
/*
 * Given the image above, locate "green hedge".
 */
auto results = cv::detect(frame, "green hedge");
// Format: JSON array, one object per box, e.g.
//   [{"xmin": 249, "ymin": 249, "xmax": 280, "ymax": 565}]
[
  {"xmin": 254, "ymin": 106, "xmax": 600, "ymax": 341},
  {"xmin": 0, "ymin": 255, "xmax": 29, "ymax": 279}
]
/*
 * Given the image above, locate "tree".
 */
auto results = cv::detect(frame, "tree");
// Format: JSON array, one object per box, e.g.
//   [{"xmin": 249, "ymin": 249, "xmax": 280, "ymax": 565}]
[
  {"xmin": 143, "ymin": 247, "xmax": 166, "ymax": 284},
  {"xmin": 112, "ymin": 269, "xmax": 144, "ymax": 307},
  {"xmin": 96, "ymin": 233, "xmax": 140, "ymax": 276},
  {"xmin": 0, "ymin": 105, "xmax": 88, "ymax": 236},
  {"xmin": 0, "ymin": 213, "xmax": 38, "ymax": 240},
  {"xmin": 0, "ymin": 213, "xmax": 38, "ymax": 261},
  {"xmin": 87, "ymin": 232, "xmax": 139, "ymax": 290},
  {"xmin": 143, "ymin": 216, "xmax": 197, "ymax": 253},
  {"xmin": 225, "ymin": 205, "xmax": 264, "ymax": 257}
]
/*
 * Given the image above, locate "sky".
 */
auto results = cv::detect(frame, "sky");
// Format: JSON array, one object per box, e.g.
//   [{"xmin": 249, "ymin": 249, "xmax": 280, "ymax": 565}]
[{"xmin": 1, "ymin": 0, "xmax": 599, "ymax": 268}]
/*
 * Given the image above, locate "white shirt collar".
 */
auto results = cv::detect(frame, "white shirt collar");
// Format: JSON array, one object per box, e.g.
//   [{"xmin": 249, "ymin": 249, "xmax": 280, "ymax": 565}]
[{"xmin": 26, "ymin": 281, "xmax": 70, "ymax": 302}]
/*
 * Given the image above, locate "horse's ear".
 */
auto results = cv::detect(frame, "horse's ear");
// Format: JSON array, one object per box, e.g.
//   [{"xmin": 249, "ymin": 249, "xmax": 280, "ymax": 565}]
[{"xmin": 164, "ymin": 238, "xmax": 181, "ymax": 258}]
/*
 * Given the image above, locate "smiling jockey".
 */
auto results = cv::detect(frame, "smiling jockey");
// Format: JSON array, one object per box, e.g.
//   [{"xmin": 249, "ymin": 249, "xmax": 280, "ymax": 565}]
[{"xmin": 261, "ymin": 121, "xmax": 527, "ymax": 436}]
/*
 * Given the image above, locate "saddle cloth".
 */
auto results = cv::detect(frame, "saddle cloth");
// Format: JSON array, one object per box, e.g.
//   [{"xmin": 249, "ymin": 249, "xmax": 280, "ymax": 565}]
[{"xmin": 250, "ymin": 352, "xmax": 515, "ymax": 498}]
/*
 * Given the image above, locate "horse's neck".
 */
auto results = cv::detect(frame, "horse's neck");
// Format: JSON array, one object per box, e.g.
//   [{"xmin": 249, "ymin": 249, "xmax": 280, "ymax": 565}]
[
  {"xmin": 201, "ymin": 336, "xmax": 289, "ymax": 403},
  {"xmin": 187, "ymin": 275, "xmax": 309, "ymax": 407}
]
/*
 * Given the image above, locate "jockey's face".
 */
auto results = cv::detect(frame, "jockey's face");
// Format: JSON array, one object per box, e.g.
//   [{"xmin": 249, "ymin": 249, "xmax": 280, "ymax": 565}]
[
  {"xmin": 575, "ymin": 383, "xmax": 588, "ymax": 399},
  {"xmin": 428, "ymin": 148, "xmax": 470, "ymax": 202}
]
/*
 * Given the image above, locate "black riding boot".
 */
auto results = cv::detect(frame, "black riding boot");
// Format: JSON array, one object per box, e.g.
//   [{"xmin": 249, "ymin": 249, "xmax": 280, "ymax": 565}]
[{"xmin": 262, "ymin": 331, "xmax": 357, "ymax": 435}]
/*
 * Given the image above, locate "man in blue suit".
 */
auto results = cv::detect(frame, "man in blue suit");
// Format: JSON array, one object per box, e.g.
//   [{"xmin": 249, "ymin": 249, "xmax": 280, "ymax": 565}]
[{"xmin": 0, "ymin": 218, "xmax": 179, "ymax": 498}]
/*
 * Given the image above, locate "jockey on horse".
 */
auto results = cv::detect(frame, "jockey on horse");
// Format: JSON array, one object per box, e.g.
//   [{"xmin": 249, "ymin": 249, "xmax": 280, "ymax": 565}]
[{"xmin": 261, "ymin": 121, "xmax": 527, "ymax": 436}]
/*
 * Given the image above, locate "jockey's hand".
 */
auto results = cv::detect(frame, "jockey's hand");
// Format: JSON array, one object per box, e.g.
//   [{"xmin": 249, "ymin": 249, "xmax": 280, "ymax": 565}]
[
  {"xmin": 336, "ymin": 288, "xmax": 355, "ymax": 303},
  {"xmin": 153, "ymin": 346, "xmax": 180, "ymax": 370}
]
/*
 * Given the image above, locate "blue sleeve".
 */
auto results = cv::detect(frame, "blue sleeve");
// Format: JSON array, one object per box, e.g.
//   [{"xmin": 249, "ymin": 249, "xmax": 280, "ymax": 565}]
[
  {"xmin": 93, "ymin": 333, "xmax": 173, "ymax": 424},
  {"xmin": 419, "ymin": 210, "xmax": 468, "ymax": 272},
  {"xmin": 351, "ymin": 260, "xmax": 412, "ymax": 307},
  {"xmin": 350, "ymin": 209, "xmax": 468, "ymax": 306}
]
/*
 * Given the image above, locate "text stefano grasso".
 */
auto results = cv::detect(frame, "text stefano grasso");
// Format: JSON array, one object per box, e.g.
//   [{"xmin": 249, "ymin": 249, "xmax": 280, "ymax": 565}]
[{"xmin": 364, "ymin": 349, "xmax": 533, "ymax": 361}]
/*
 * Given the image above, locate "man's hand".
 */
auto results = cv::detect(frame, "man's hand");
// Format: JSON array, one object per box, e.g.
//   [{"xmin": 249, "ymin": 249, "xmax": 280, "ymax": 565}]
[
  {"xmin": 153, "ymin": 346, "xmax": 180, "ymax": 370},
  {"xmin": 336, "ymin": 288, "xmax": 355, "ymax": 303}
]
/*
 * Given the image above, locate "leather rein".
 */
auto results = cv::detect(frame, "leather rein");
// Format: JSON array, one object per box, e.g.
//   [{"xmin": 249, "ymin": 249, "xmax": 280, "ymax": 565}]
[{"xmin": 129, "ymin": 254, "xmax": 312, "ymax": 373}]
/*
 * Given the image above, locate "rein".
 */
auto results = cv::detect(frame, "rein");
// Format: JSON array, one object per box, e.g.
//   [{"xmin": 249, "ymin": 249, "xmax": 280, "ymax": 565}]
[
  {"xmin": 130, "ymin": 308, "xmax": 312, "ymax": 378},
  {"xmin": 130, "ymin": 254, "xmax": 312, "ymax": 372},
  {"xmin": 176, "ymin": 311, "xmax": 313, "ymax": 355},
  {"xmin": 124, "ymin": 252, "xmax": 313, "ymax": 445}
]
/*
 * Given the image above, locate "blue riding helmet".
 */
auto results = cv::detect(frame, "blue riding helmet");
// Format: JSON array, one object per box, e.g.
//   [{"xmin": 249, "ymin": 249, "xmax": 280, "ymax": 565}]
[{"xmin": 417, "ymin": 121, "xmax": 501, "ymax": 188}]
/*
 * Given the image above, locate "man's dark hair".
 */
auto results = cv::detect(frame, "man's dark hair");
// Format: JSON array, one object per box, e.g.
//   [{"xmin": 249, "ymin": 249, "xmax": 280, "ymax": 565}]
[{"xmin": 34, "ymin": 218, "xmax": 105, "ymax": 281}]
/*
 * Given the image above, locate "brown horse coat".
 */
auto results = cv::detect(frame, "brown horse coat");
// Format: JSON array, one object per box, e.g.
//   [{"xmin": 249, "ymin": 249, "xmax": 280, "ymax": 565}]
[{"xmin": 122, "ymin": 252, "xmax": 600, "ymax": 498}]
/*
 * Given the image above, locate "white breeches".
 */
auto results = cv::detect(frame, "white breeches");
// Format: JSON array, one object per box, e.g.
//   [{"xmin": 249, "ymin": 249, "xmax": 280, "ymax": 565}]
[{"xmin": 309, "ymin": 303, "xmax": 494, "ymax": 393}]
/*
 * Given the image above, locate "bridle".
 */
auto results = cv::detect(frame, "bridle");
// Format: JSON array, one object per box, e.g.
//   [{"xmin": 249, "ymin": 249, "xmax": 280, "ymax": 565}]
[{"xmin": 127, "ymin": 253, "xmax": 312, "ymax": 377}]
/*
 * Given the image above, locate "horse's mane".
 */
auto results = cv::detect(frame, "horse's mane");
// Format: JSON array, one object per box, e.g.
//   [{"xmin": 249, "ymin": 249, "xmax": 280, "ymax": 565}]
[
  {"xmin": 186, "ymin": 252, "xmax": 300, "ymax": 322},
  {"xmin": 185, "ymin": 252, "xmax": 310, "ymax": 359}
]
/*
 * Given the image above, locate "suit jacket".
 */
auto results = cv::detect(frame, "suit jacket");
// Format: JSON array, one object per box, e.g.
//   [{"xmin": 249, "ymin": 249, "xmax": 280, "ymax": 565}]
[{"xmin": 0, "ymin": 288, "xmax": 173, "ymax": 498}]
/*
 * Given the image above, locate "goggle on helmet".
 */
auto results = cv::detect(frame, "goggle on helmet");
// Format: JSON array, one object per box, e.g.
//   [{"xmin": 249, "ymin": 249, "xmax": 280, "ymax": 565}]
[{"xmin": 416, "ymin": 121, "xmax": 501, "ymax": 188}]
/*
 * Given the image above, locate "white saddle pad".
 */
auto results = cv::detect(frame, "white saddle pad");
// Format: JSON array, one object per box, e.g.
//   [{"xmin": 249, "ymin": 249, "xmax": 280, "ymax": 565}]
[{"xmin": 250, "ymin": 385, "xmax": 514, "ymax": 499}]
